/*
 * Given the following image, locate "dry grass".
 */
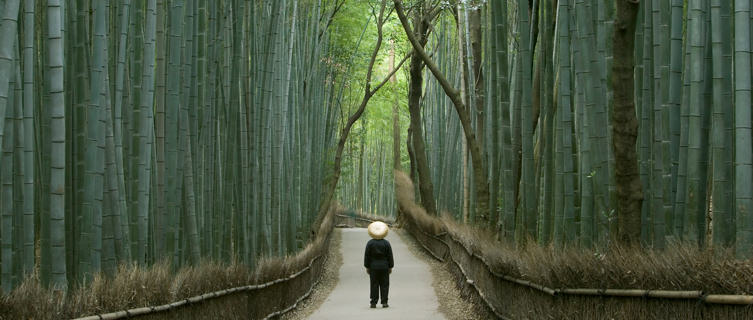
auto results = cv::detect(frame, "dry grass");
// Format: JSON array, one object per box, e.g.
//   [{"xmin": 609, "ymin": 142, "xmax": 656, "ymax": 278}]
[
  {"xmin": 444, "ymin": 214, "xmax": 753, "ymax": 295},
  {"xmin": 393, "ymin": 171, "xmax": 753, "ymax": 318},
  {"xmin": 0, "ymin": 204, "xmax": 343, "ymax": 320},
  {"xmin": 394, "ymin": 169, "xmax": 753, "ymax": 295},
  {"xmin": 394, "ymin": 170, "xmax": 445, "ymax": 235},
  {"xmin": 280, "ymin": 229, "xmax": 343, "ymax": 320},
  {"xmin": 0, "ymin": 260, "xmax": 256, "ymax": 319}
]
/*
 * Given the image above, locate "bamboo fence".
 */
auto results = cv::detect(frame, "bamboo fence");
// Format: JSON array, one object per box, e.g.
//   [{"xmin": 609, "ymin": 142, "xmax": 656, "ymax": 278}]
[
  {"xmin": 403, "ymin": 219, "xmax": 753, "ymax": 319},
  {"xmin": 72, "ymin": 206, "xmax": 341, "ymax": 320}
]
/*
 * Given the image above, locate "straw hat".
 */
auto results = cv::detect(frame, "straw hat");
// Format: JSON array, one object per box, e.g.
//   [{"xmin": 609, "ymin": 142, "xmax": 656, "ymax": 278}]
[{"xmin": 367, "ymin": 221, "xmax": 389, "ymax": 239}]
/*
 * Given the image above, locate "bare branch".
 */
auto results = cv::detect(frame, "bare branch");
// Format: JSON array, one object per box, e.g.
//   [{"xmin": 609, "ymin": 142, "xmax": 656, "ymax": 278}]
[
  {"xmin": 370, "ymin": 51, "xmax": 413, "ymax": 96},
  {"xmin": 393, "ymin": 0, "xmax": 461, "ymax": 100}
]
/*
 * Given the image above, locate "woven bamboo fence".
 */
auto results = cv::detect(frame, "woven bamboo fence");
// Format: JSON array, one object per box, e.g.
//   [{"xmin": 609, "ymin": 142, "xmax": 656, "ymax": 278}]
[
  {"xmin": 334, "ymin": 212, "xmax": 394, "ymax": 228},
  {"xmin": 73, "ymin": 253, "xmax": 325, "ymax": 320},
  {"xmin": 403, "ymin": 220, "xmax": 753, "ymax": 319},
  {"xmin": 71, "ymin": 206, "xmax": 340, "ymax": 320}
]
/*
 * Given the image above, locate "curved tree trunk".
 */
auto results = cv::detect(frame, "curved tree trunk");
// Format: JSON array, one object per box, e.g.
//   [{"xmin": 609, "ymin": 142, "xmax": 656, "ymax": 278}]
[
  {"xmin": 313, "ymin": 0, "xmax": 409, "ymax": 235},
  {"xmin": 394, "ymin": 0, "xmax": 490, "ymax": 225},
  {"xmin": 407, "ymin": 4, "xmax": 437, "ymax": 217}
]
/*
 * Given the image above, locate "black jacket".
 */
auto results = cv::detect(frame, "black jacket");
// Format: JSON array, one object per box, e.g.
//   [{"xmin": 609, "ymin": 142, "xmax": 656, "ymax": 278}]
[{"xmin": 364, "ymin": 239, "xmax": 394, "ymax": 270}]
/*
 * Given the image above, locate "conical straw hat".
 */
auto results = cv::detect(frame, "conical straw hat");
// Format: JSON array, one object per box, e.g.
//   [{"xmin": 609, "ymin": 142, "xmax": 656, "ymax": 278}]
[{"xmin": 367, "ymin": 221, "xmax": 389, "ymax": 239}]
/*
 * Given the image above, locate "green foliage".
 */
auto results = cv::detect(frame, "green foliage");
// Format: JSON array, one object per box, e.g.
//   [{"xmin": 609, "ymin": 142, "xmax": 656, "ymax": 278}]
[{"xmin": 331, "ymin": 0, "xmax": 412, "ymax": 215}]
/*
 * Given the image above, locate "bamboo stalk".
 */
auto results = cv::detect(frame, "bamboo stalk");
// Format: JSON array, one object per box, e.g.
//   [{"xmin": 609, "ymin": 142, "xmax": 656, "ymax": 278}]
[{"xmin": 704, "ymin": 294, "xmax": 753, "ymax": 305}]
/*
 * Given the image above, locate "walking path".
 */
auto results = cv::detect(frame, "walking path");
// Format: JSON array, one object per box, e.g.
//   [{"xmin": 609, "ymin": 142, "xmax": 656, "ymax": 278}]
[{"xmin": 308, "ymin": 228, "xmax": 446, "ymax": 320}]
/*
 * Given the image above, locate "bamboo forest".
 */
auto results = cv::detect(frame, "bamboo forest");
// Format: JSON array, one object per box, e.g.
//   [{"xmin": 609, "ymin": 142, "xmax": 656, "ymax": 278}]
[{"xmin": 2, "ymin": 0, "xmax": 753, "ymax": 319}]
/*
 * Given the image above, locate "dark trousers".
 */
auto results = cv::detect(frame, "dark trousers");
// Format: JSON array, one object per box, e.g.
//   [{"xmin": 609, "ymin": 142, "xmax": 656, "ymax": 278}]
[{"xmin": 369, "ymin": 269, "xmax": 389, "ymax": 304}]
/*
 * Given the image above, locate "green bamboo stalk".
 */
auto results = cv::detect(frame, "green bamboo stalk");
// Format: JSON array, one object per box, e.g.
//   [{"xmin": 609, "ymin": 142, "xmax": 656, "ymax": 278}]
[
  {"xmin": 14, "ymin": 51, "xmax": 25, "ymax": 285},
  {"xmin": 153, "ymin": 0, "xmax": 166, "ymax": 259},
  {"xmin": 495, "ymin": 0, "xmax": 513, "ymax": 240},
  {"xmin": 165, "ymin": 0, "xmax": 184, "ymax": 265},
  {"xmin": 47, "ymin": 0, "xmax": 68, "ymax": 290},
  {"xmin": 180, "ymin": 102, "xmax": 201, "ymax": 264},
  {"xmin": 1, "ymin": 61, "xmax": 16, "ymax": 293},
  {"xmin": 283, "ymin": 0, "xmax": 300, "ymax": 254},
  {"xmin": 638, "ymin": 30, "xmax": 648, "ymax": 245},
  {"xmin": 667, "ymin": 0, "xmax": 683, "ymax": 236},
  {"xmin": 0, "ymin": 0, "xmax": 21, "ymax": 168},
  {"xmin": 650, "ymin": 0, "xmax": 667, "ymax": 249},
  {"xmin": 103, "ymin": 73, "xmax": 121, "ymax": 274},
  {"xmin": 21, "ymin": 0, "xmax": 35, "ymax": 276},
  {"xmin": 203, "ymin": 0, "xmax": 217, "ymax": 258},
  {"xmin": 72, "ymin": 1, "xmax": 91, "ymax": 277},
  {"xmin": 537, "ymin": 0, "xmax": 556, "ymax": 244},
  {"xmin": 38, "ymin": 1, "xmax": 52, "ymax": 285},
  {"xmin": 232, "ymin": 0, "xmax": 251, "ymax": 263},
  {"xmin": 553, "ymin": 0, "xmax": 572, "ymax": 246},
  {"xmin": 683, "ymin": 0, "xmax": 708, "ymax": 246},
  {"xmin": 673, "ymin": 9, "xmax": 693, "ymax": 237},
  {"xmin": 710, "ymin": 0, "xmax": 733, "ymax": 247},
  {"xmin": 575, "ymin": 0, "xmax": 600, "ymax": 248},
  {"xmin": 111, "ymin": 0, "xmax": 131, "ymax": 263},
  {"xmin": 518, "ymin": 0, "xmax": 537, "ymax": 243},
  {"xmin": 636, "ymin": 0, "xmax": 651, "ymax": 245},
  {"xmin": 136, "ymin": 0, "xmax": 156, "ymax": 266},
  {"xmin": 81, "ymin": 0, "xmax": 107, "ymax": 278},
  {"xmin": 734, "ymin": 0, "xmax": 753, "ymax": 258}
]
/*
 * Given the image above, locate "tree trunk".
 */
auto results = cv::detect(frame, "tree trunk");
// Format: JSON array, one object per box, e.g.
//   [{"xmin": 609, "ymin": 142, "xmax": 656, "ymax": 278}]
[
  {"xmin": 313, "ymin": 0, "xmax": 407, "ymax": 235},
  {"xmin": 406, "ymin": 5, "xmax": 437, "ymax": 217},
  {"xmin": 394, "ymin": 0, "xmax": 490, "ymax": 224},
  {"xmin": 391, "ymin": 40, "xmax": 404, "ymax": 223},
  {"xmin": 612, "ymin": 0, "xmax": 643, "ymax": 246},
  {"xmin": 469, "ymin": 4, "xmax": 484, "ymax": 153},
  {"xmin": 391, "ymin": 41, "xmax": 401, "ymax": 172}
]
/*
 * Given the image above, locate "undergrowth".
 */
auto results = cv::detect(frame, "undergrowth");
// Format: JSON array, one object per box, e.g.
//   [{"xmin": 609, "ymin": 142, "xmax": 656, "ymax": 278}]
[
  {"xmin": 0, "ymin": 204, "xmax": 340, "ymax": 320},
  {"xmin": 394, "ymin": 170, "xmax": 753, "ymax": 296}
]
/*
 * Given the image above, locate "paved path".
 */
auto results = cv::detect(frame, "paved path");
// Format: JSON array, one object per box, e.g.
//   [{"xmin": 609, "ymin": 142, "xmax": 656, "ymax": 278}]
[{"xmin": 308, "ymin": 228, "xmax": 445, "ymax": 320}]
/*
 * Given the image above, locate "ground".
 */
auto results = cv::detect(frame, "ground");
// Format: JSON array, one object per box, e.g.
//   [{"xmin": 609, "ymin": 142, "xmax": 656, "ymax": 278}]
[
  {"xmin": 280, "ymin": 230, "xmax": 343, "ymax": 320},
  {"xmin": 283, "ymin": 227, "xmax": 484, "ymax": 320}
]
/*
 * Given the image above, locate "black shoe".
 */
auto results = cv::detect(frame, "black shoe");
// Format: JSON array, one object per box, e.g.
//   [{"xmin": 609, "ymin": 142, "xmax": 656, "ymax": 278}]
[
  {"xmin": 382, "ymin": 304, "xmax": 389, "ymax": 308},
  {"xmin": 370, "ymin": 304, "xmax": 376, "ymax": 308}
]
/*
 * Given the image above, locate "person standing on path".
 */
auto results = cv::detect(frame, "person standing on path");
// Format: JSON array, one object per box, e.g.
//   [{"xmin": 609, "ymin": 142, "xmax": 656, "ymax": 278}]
[{"xmin": 364, "ymin": 221, "xmax": 394, "ymax": 309}]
